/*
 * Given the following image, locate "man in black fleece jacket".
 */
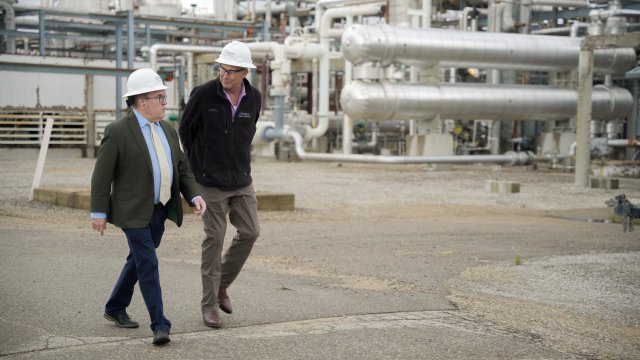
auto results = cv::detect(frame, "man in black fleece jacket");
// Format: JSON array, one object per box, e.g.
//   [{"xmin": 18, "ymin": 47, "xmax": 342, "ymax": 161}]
[{"xmin": 179, "ymin": 41, "xmax": 261, "ymax": 329}]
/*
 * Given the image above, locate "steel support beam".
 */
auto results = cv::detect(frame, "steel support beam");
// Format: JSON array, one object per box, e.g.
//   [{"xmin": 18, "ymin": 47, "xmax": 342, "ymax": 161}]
[{"xmin": 575, "ymin": 33, "xmax": 640, "ymax": 187}]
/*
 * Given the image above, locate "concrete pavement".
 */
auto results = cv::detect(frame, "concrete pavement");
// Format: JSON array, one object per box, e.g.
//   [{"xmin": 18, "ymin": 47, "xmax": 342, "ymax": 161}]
[{"xmin": 1, "ymin": 157, "xmax": 639, "ymax": 359}]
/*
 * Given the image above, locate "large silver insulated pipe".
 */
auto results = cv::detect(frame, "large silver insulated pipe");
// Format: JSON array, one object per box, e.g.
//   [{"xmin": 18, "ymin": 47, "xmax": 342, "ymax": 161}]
[
  {"xmin": 341, "ymin": 24, "xmax": 637, "ymax": 74},
  {"xmin": 340, "ymin": 81, "xmax": 634, "ymax": 121}
]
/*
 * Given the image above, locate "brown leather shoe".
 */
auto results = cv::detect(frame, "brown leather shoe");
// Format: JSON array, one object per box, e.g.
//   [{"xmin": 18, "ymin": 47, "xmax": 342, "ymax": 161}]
[
  {"xmin": 203, "ymin": 309, "xmax": 222, "ymax": 328},
  {"xmin": 218, "ymin": 287, "xmax": 233, "ymax": 314}
]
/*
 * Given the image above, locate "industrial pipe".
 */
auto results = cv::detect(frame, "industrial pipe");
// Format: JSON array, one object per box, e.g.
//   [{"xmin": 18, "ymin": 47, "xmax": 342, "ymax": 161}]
[
  {"xmin": 286, "ymin": 128, "xmax": 538, "ymax": 165},
  {"xmin": 569, "ymin": 138, "xmax": 640, "ymax": 156},
  {"xmin": 149, "ymin": 43, "xmax": 224, "ymax": 100},
  {"xmin": 0, "ymin": 0, "xmax": 16, "ymax": 54},
  {"xmin": 531, "ymin": 0, "xmax": 591, "ymax": 7},
  {"xmin": 314, "ymin": 0, "xmax": 385, "ymax": 34},
  {"xmin": 340, "ymin": 81, "xmax": 634, "ymax": 122},
  {"xmin": 309, "ymin": 2, "xmax": 385, "ymax": 141},
  {"xmin": 282, "ymin": 37, "xmax": 325, "ymax": 60},
  {"xmin": 341, "ymin": 24, "xmax": 636, "ymax": 74},
  {"xmin": 460, "ymin": 7, "xmax": 488, "ymax": 31}
]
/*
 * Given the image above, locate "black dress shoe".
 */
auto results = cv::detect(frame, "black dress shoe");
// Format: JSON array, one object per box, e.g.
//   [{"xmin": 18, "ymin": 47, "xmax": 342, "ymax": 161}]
[
  {"xmin": 104, "ymin": 312, "xmax": 139, "ymax": 328},
  {"xmin": 152, "ymin": 328, "xmax": 170, "ymax": 346}
]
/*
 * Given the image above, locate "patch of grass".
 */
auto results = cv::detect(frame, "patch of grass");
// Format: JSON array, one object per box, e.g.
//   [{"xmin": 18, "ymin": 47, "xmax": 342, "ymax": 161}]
[
  {"xmin": 514, "ymin": 254, "xmax": 522, "ymax": 266},
  {"xmin": 610, "ymin": 215, "xmax": 640, "ymax": 224}
]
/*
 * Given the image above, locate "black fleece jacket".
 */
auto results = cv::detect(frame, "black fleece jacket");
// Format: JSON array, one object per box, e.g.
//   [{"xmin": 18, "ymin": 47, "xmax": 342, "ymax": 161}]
[{"xmin": 179, "ymin": 78, "xmax": 261, "ymax": 191}]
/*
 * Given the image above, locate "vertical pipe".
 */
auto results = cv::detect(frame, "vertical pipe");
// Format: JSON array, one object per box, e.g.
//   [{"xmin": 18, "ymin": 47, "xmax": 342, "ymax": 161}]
[
  {"xmin": 214, "ymin": 0, "xmax": 224, "ymax": 20},
  {"xmin": 343, "ymin": 15, "xmax": 354, "ymax": 154},
  {"xmin": 226, "ymin": 0, "xmax": 236, "ymax": 20},
  {"xmin": 575, "ymin": 47, "xmax": 594, "ymax": 187},
  {"xmin": 38, "ymin": 9, "xmax": 45, "ymax": 56},
  {"xmin": 311, "ymin": 58, "xmax": 318, "ymax": 130},
  {"xmin": 178, "ymin": 57, "xmax": 185, "ymax": 120},
  {"xmin": 628, "ymin": 80, "xmax": 639, "ymax": 160},
  {"xmin": 423, "ymin": 0, "xmax": 432, "ymax": 28},
  {"xmin": 288, "ymin": 0, "xmax": 299, "ymax": 30},
  {"xmin": 316, "ymin": 15, "xmax": 331, "ymax": 143},
  {"xmin": 264, "ymin": 0, "xmax": 271, "ymax": 41},
  {"xmin": 313, "ymin": 4, "xmax": 385, "ymax": 140},
  {"xmin": 519, "ymin": 0, "xmax": 531, "ymax": 34},
  {"xmin": 449, "ymin": 68, "xmax": 456, "ymax": 83},
  {"xmin": 389, "ymin": 0, "xmax": 410, "ymax": 27},
  {"xmin": 273, "ymin": 94, "xmax": 285, "ymax": 136},
  {"xmin": 115, "ymin": 22, "xmax": 123, "ymax": 118},
  {"xmin": 86, "ymin": 75, "xmax": 95, "ymax": 158},
  {"xmin": 186, "ymin": 51, "xmax": 194, "ymax": 101},
  {"xmin": 0, "ymin": 0, "xmax": 16, "ymax": 53},
  {"xmin": 250, "ymin": 0, "xmax": 256, "ymax": 22},
  {"xmin": 145, "ymin": 24, "xmax": 151, "ymax": 49},
  {"xmin": 488, "ymin": 1, "xmax": 502, "ymax": 155},
  {"xmin": 127, "ymin": 10, "xmax": 134, "ymax": 70}
]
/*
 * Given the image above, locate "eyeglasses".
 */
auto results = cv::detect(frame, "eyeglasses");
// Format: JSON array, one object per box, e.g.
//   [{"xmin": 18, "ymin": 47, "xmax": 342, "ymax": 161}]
[
  {"xmin": 143, "ymin": 95, "xmax": 168, "ymax": 103},
  {"xmin": 219, "ymin": 65, "xmax": 245, "ymax": 76}
]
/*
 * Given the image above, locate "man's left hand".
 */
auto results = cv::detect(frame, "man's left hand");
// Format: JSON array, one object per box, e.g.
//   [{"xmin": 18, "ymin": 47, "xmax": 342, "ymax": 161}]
[{"xmin": 193, "ymin": 197, "xmax": 206, "ymax": 216}]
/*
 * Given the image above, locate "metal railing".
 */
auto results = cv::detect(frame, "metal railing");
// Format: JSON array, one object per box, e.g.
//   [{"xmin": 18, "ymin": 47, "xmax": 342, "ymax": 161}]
[{"xmin": 0, "ymin": 110, "xmax": 88, "ymax": 145}]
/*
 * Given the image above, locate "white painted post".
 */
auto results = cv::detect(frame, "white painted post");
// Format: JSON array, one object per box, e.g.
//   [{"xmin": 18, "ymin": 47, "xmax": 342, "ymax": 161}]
[
  {"xmin": 575, "ymin": 47, "xmax": 594, "ymax": 188},
  {"xmin": 30, "ymin": 117, "xmax": 54, "ymax": 200}
]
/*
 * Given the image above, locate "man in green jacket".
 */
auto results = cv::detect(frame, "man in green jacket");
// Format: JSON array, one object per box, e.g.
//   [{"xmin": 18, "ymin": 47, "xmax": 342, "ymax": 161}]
[{"xmin": 91, "ymin": 68, "xmax": 206, "ymax": 346}]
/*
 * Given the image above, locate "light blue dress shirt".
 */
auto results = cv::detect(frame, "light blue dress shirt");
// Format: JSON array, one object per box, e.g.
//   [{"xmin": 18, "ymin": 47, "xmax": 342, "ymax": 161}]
[{"xmin": 135, "ymin": 109, "xmax": 175, "ymax": 204}]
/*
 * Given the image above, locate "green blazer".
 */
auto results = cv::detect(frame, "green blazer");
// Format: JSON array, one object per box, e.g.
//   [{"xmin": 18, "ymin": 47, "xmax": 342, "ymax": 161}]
[{"xmin": 91, "ymin": 111, "xmax": 201, "ymax": 228}]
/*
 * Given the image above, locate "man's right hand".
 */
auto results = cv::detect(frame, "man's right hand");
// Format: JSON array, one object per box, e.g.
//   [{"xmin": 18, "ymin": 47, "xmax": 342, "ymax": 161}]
[{"xmin": 91, "ymin": 218, "xmax": 107, "ymax": 236}]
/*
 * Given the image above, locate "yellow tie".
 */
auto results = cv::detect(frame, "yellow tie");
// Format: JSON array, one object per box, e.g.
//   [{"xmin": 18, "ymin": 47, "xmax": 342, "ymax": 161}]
[{"xmin": 149, "ymin": 122, "xmax": 172, "ymax": 205}]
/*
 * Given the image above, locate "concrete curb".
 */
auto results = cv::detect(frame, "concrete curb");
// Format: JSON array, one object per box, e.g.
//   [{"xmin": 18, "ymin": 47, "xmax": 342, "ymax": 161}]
[{"xmin": 33, "ymin": 188, "xmax": 295, "ymax": 211}]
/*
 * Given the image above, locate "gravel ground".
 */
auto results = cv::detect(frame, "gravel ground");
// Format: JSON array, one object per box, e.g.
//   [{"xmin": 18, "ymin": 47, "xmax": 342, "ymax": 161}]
[
  {"xmin": 448, "ymin": 252, "xmax": 640, "ymax": 359},
  {"xmin": 2, "ymin": 155, "xmax": 638, "ymax": 215},
  {"xmin": 1, "ymin": 153, "xmax": 639, "ymax": 359}
]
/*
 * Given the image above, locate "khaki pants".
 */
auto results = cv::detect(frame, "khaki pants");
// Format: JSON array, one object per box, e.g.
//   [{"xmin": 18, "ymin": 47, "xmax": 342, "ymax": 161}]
[{"xmin": 200, "ymin": 184, "xmax": 259, "ymax": 312}]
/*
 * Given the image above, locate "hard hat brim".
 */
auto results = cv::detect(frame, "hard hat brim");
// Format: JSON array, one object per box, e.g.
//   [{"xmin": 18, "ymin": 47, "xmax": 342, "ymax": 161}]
[
  {"xmin": 122, "ymin": 84, "xmax": 169, "ymax": 98},
  {"xmin": 215, "ymin": 57, "xmax": 257, "ymax": 69}
]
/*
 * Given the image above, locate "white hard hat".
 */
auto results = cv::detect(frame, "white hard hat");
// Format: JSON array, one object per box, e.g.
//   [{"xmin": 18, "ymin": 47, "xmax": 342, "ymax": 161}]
[
  {"xmin": 215, "ymin": 41, "xmax": 256, "ymax": 69},
  {"xmin": 122, "ymin": 68, "xmax": 168, "ymax": 98}
]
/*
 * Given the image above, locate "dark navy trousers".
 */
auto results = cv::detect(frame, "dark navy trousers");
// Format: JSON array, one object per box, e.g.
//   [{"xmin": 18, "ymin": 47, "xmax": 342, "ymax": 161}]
[{"xmin": 105, "ymin": 205, "xmax": 171, "ymax": 332}]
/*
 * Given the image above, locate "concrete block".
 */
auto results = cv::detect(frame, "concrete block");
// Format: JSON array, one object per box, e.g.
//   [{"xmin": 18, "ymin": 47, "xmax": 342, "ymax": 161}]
[
  {"xmin": 406, "ymin": 134, "xmax": 425, "ymax": 157},
  {"xmin": 34, "ymin": 188, "xmax": 91, "ymax": 210},
  {"xmin": 485, "ymin": 180, "xmax": 520, "ymax": 193},
  {"xmin": 256, "ymin": 192, "xmax": 295, "ymax": 211},
  {"xmin": 605, "ymin": 178, "xmax": 620, "ymax": 189},
  {"xmin": 590, "ymin": 177, "xmax": 619, "ymax": 189},
  {"xmin": 498, "ymin": 181, "xmax": 520, "ymax": 194},
  {"xmin": 74, "ymin": 191, "xmax": 91, "ymax": 210},
  {"xmin": 0, "ymin": 148, "xmax": 83, "ymax": 160},
  {"xmin": 423, "ymin": 134, "xmax": 454, "ymax": 157},
  {"xmin": 56, "ymin": 189, "xmax": 77, "ymax": 207},
  {"xmin": 33, "ymin": 188, "xmax": 58, "ymax": 204},
  {"xmin": 181, "ymin": 191, "xmax": 295, "ymax": 212},
  {"xmin": 485, "ymin": 180, "xmax": 499, "ymax": 193}
]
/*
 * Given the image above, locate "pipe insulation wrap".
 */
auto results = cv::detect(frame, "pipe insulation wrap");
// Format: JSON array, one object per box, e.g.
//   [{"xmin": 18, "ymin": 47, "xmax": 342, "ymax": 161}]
[
  {"xmin": 340, "ymin": 81, "xmax": 634, "ymax": 121},
  {"xmin": 341, "ymin": 24, "xmax": 637, "ymax": 74}
]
